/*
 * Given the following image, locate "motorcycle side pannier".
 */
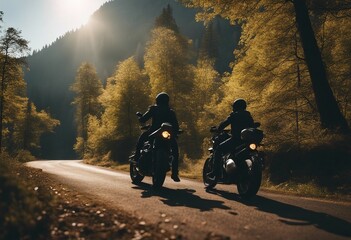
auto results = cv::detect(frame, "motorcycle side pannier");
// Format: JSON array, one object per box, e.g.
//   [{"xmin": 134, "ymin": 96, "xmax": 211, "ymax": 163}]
[{"xmin": 241, "ymin": 128, "xmax": 264, "ymax": 143}]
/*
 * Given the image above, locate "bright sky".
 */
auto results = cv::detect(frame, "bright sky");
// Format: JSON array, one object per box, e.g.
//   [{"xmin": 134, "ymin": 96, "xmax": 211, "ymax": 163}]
[{"xmin": 0, "ymin": 0, "xmax": 109, "ymax": 51}]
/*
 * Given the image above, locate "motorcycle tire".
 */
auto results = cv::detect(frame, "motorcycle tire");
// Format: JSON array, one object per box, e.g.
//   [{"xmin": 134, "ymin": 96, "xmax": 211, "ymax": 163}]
[
  {"xmin": 237, "ymin": 162, "xmax": 262, "ymax": 199},
  {"xmin": 152, "ymin": 149, "xmax": 168, "ymax": 189},
  {"xmin": 130, "ymin": 162, "xmax": 144, "ymax": 184},
  {"xmin": 203, "ymin": 157, "xmax": 217, "ymax": 189}
]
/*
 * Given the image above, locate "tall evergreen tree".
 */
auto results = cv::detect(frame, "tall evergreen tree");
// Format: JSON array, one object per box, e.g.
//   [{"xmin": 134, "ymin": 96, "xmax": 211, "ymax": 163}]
[
  {"xmin": 155, "ymin": 4, "xmax": 179, "ymax": 33},
  {"xmin": 199, "ymin": 21, "xmax": 218, "ymax": 61},
  {"xmin": 144, "ymin": 27, "xmax": 193, "ymax": 112},
  {"xmin": 0, "ymin": 26, "xmax": 29, "ymax": 153},
  {"xmin": 145, "ymin": 8, "xmax": 197, "ymax": 156},
  {"xmin": 71, "ymin": 62, "xmax": 103, "ymax": 157}
]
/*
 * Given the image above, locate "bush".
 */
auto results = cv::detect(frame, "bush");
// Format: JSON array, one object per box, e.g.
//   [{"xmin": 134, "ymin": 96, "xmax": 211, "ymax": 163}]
[
  {"xmin": 266, "ymin": 135, "xmax": 351, "ymax": 194},
  {"xmin": 14, "ymin": 149, "xmax": 37, "ymax": 162}
]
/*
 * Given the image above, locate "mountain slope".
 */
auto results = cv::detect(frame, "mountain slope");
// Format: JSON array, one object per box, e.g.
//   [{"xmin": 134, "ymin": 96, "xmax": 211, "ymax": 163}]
[{"xmin": 25, "ymin": 0, "xmax": 239, "ymax": 159}]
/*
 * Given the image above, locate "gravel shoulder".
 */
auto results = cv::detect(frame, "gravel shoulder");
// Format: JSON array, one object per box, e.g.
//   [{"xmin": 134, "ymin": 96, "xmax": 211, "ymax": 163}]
[{"xmin": 23, "ymin": 165, "xmax": 182, "ymax": 240}]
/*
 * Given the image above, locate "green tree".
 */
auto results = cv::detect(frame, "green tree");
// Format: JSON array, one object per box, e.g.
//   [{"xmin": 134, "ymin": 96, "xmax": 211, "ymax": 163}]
[
  {"xmin": 87, "ymin": 57, "xmax": 150, "ymax": 160},
  {"xmin": 322, "ymin": 15, "xmax": 351, "ymax": 126},
  {"xmin": 19, "ymin": 101, "xmax": 60, "ymax": 153},
  {"xmin": 181, "ymin": 0, "xmax": 350, "ymax": 132},
  {"xmin": 144, "ymin": 27, "xmax": 193, "ymax": 115},
  {"xmin": 155, "ymin": 4, "xmax": 179, "ymax": 33},
  {"xmin": 199, "ymin": 21, "xmax": 218, "ymax": 62},
  {"xmin": 1, "ymin": 64, "xmax": 59, "ymax": 155},
  {"xmin": 144, "ymin": 26, "xmax": 198, "ymax": 156},
  {"xmin": 192, "ymin": 58, "xmax": 220, "ymax": 135},
  {"xmin": 0, "ymin": 27, "xmax": 29, "ymax": 153},
  {"xmin": 71, "ymin": 62, "xmax": 103, "ymax": 157}
]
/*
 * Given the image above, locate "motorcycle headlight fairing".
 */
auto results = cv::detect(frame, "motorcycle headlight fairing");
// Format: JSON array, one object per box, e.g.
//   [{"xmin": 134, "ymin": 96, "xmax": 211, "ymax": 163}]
[
  {"xmin": 249, "ymin": 143, "xmax": 257, "ymax": 150},
  {"xmin": 162, "ymin": 131, "xmax": 171, "ymax": 139}
]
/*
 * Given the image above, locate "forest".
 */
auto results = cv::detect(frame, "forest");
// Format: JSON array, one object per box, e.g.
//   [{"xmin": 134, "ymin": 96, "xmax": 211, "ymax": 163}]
[
  {"xmin": 68, "ymin": 1, "xmax": 351, "ymax": 192},
  {"xmin": 0, "ymin": 11, "xmax": 59, "ymax": 159},
  {"xmin": 1, "ymin": 0, "xmax": 351, "ymax": 193},
  {"xmin": 1, "ymin": 1, "xmax": 351, "ymax": 239}
]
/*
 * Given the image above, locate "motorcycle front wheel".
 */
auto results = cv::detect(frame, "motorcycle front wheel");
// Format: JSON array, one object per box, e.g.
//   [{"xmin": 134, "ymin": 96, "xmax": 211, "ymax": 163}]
[
  {"xmin": 237, "ymin": 161, "xmax": 262, "ymax": 199},
  {"xmin": 203, "ymin": 157, "xmax": 217, "ymax": 189},
  {"xmin": 152, "ymin": 149, "xmax": 168, "ymax": 189},
  {"xmin": 130, "ymin": 162, "xmax": 144, "ymax": 184}
]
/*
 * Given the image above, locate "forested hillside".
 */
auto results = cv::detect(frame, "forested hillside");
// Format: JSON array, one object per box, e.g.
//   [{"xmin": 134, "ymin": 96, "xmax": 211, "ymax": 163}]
[{"xmin": 25, "ymin": 0, "xmax": 239, "ymax": 159}]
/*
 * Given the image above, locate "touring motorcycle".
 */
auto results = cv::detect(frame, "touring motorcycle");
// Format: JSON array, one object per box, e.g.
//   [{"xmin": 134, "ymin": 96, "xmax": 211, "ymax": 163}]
[
  {"xmin": 203, "ymin": 123, "xmax": 265, "ymax": 199},
  {"xmin": 129, "ymin": 112, "xmax": 181, "ymax": 188}
]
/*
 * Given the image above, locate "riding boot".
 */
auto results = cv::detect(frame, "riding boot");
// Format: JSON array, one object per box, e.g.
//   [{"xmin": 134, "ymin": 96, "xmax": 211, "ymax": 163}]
[
  {"xmin": 171, "ymin": 158, "xmax": 180, "ymax": 182},
  {"xmin": 171, "ymin": 170, "xmax": 180, "ymax": 182},
  {"xmin": 171, "ymin": 139, "xmax": 180, "ymax": 182}
]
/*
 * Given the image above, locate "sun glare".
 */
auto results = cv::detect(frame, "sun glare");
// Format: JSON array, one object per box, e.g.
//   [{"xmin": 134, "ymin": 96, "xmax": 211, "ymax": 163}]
[{"xmin": 57, "ymin": 0, "xmax": 93, "ymax": 26}]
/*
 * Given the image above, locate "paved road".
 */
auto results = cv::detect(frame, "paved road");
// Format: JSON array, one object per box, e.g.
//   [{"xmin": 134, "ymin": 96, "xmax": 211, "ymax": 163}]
[{"xmin": 27, "ymin": 160, "xmax": 351, "ymax": 240}]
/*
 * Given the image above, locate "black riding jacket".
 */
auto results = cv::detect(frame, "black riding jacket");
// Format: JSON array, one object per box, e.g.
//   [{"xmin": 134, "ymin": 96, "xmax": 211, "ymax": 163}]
[
  {"xmin": 139, "ymin": 105, "xmax": 179, "ymax": 133},
  {"xmin": 218, "ymin": 110, "xmax": 254, "ymax": 141}
]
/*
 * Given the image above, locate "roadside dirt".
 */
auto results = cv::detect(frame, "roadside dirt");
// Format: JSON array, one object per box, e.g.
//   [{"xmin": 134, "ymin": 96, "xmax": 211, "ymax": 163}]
[
  {"xmin": 23, "ymin": 165, "xmax": 228, "ymax": 240},
  {"xmin": 23, "ymin": 165, "xmax": 179, "ymax": 240}
]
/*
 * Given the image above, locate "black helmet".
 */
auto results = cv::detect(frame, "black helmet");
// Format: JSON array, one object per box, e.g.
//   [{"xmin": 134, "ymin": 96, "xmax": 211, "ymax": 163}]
[
  {"xmin": 156, "ymin": 92, "xmax": 169, "ymax": 106},
  {"xmin": 232, "ymin": 98, "xmax": 247, "ymax": 111}
]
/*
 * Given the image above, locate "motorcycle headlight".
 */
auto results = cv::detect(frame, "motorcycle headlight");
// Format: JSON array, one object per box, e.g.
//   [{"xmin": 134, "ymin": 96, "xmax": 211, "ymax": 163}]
[
  {"xmin": 162, "ymin": 131, "xmax": 171, "ymax": 139},
  {"xmin": 249, "ymin": 143, "xmax": 257, "ymax": 150}
]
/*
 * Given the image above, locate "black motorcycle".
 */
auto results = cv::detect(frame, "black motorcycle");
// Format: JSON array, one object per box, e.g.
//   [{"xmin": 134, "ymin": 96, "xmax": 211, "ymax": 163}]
[
  {"xmin": 203, "ymin": 123, "xmax": 265, "ymax": 199},
  {"xmin": 129, "ymin": 113, "xmax": 181, "ymax": 188}
]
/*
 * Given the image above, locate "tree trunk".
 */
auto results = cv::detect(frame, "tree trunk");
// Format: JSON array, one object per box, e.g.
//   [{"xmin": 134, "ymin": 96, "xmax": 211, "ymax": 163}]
[{"xmin": 293, "ymin": 0, "xmax": 349, "ymax": 132}]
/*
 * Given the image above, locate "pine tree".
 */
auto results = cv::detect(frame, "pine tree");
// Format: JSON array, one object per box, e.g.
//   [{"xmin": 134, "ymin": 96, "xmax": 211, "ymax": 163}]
[
  {"xmin": 144, "ymin": 27, "xmax": 193, "ymax": 111},
  {"xmin": 0, "ymin": 27, "xmax": 29, "ymax": 153},
  {"xmin": 145, "ymin": 10, "xmax": 196, "ymax": 156},
  {"xmin": 199, "ymin": 21, "xmax": 218, "ymax": 62},
  {"xmin": 155, "ymin": 4, "xmax": 179, "ymax": 33},
  {"xmin": 71, "ymin": 62, "xmax": 103, "ymax": 157}
]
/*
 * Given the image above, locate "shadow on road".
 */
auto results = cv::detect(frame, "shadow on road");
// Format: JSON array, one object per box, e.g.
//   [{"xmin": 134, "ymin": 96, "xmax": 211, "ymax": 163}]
[
  {"xmin": 206, "ymin": 188, "xmax": 351, "ymax": 238},
  {"xmin": 132, "ymin": 183, "xmax": 230, "ymax": 212}
]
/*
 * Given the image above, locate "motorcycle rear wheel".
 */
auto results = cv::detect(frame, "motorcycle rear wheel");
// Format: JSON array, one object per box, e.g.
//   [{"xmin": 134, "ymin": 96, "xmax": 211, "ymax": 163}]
[
  {"xmin": 152, "ymin": 149, "xmax": 168, "ymax": 189},
  {"xmin": 130, "ymin": 162, "xmax": 144, "ymax": 184},
  {"xmin": 203, "ymin": 157, "xmax": 217, "ymax": 189}
]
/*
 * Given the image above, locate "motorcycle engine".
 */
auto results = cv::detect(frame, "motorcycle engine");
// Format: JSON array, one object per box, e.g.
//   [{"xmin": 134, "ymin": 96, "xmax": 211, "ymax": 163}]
[{"xmin": 225, "ymin": 159, "xmax": 236, "ymax": 174}]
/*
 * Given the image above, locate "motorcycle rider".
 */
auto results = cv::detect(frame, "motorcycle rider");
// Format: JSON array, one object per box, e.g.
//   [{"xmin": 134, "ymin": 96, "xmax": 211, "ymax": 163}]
[
  {"xmin": 135, "ymin": 92, "xmax": 181, "ymax": 182},
  {"xmin": 207, "ymin": 98, "xmax": 254, "ymax": 180}
]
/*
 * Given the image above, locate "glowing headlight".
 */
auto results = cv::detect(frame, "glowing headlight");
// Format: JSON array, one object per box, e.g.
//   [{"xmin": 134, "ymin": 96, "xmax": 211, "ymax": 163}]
[
  {"xmin": 162, "ymin": 131, "xmax": 171, "ymax": 139},
  {"xmin": 249, "ymin": 143, "xmax": 257, "ymax": 150}
]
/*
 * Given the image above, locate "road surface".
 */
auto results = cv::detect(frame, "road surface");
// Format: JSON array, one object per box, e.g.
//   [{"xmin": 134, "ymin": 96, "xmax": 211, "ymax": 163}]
[{"xmin": 27, "ymin": 160, "xmax": 351, "ymax": 240}]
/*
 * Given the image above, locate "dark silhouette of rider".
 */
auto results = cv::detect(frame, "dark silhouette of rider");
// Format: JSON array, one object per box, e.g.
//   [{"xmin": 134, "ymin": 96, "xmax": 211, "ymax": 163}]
[
  {"xmin": 135, "ymin": 92, "xmax": 180, "ymax": 182},
  {"xmin": 208, "ymin": 98, "xmax": 254, "ymax": 180}
]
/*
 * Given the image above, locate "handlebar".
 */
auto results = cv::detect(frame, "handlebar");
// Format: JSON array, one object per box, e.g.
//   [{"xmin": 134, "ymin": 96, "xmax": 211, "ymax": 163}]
[
  {"xmin": 210, "ymin": 122, "xmax": 261, "ymax": 133},
  {"xmin": 210, "ymin": 126, "xmax": 230, "ymax": 133}
]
